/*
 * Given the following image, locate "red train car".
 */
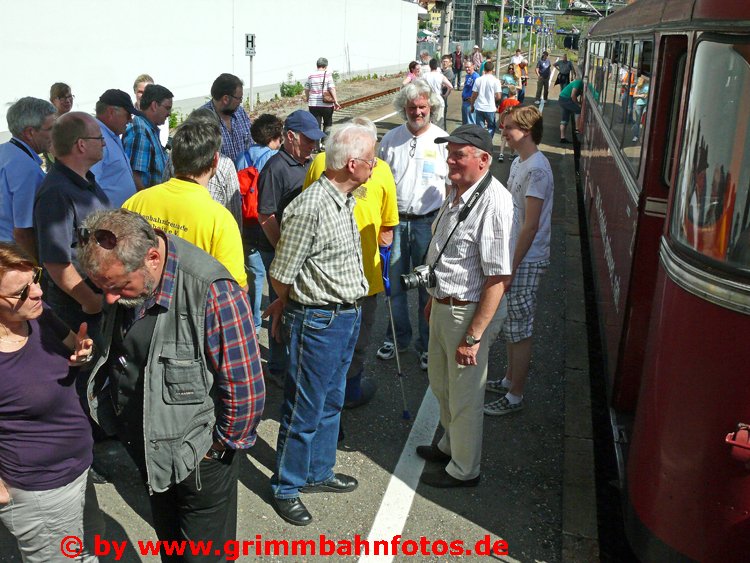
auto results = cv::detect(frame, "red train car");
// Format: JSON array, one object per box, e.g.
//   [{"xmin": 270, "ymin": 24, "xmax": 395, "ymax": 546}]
[{"xmin": 579, "ymin": 0, "xmax": 750, "ymax": 560}]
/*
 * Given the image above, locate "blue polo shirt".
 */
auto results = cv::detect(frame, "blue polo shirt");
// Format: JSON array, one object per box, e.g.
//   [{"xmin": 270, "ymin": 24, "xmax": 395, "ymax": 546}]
[
  {"xmin": 34, "ymin": 161, "xmax": 111, "ymax": 270},
  {"xmin": 0, "ymin": 138, "xmax": 45, "ymax": 240},
  {"xmin": 90, "ymin": 119, "xmax": 137, "ymax": 208},
  {"xmin": 462, "ymin": 71, "xmax": 480, "ymax": 101}
]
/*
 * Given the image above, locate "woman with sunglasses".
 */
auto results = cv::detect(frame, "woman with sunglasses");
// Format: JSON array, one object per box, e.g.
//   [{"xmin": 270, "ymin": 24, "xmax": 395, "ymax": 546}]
[{"xmin": 0, "ymin": 242, "xmax": 103, "ymax": 562}]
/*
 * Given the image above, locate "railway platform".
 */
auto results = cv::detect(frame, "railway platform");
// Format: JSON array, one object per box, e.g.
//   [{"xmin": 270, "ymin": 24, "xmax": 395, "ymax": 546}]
[{"xmin": 0, "ymin": 75, "xmax": 601, "ymax": 563}]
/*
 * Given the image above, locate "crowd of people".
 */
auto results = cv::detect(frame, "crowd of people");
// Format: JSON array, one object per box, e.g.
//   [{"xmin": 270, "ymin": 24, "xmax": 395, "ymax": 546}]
[{"xmin": 0, "ymin": 52, "xmax": 560, "ymax": 560}]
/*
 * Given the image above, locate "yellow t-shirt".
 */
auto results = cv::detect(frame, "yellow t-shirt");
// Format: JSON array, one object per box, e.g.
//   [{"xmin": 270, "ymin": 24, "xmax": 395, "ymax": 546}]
[
  {"xmin": 304, "ymin": 153, "xmax": 399, "ymax": 295},
  {"xmin": 122, "ymin": 178, "xmax": 248, "ymax": 287}
]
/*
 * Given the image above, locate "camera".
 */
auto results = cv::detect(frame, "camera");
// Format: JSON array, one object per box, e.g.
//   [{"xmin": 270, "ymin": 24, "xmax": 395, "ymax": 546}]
[{"xmin": 401, "ymin": 264, "xmax": 436, "ymax": 291}]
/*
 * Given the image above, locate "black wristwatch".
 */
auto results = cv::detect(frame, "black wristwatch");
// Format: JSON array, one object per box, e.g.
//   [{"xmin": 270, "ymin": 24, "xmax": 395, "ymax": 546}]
[
  {"xmin": 464, "ymin": 334, "xmax": 481, "ymax": 346},
  {"xmin": 206, "ymin": 447, "xmax": 226, "ymax": 460}
]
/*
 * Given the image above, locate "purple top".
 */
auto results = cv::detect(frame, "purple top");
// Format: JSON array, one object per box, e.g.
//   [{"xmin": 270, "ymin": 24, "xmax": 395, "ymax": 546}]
[{"xmin": 0, "ymin": 306, "xmax": 92, "ymax": 490}]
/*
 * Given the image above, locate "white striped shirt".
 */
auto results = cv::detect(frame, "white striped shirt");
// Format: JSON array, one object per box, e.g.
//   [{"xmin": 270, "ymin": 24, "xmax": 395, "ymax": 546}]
[
  {"xmin": 426, "ymin": 174, "xmax": 516, "ymax": 302},
  {"xmin": 305, "ymin": 70, "xmax": 335, "ymax": 108}
]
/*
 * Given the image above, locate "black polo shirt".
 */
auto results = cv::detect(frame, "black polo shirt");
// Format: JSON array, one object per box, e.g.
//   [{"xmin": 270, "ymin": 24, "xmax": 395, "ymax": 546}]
[
  {"xmin": 248, "ymin": 146, "xmax": 309, "ymax": 251},
  {"xmin": 34, "ymin": 160, "xmax": 111, "ymax": 271}
]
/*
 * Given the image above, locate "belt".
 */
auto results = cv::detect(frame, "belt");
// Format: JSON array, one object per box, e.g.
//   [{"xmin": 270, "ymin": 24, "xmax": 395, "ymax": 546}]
[
  {"xmin": 400, "ymin": 209, "xmax": 438, "ymax": 221},
  {"xmin": 288, "ymin": 299, "xmax": 360, "ymax": 311},
  {"xmin": 435, "ymin": 296, "xmax": 476, "ymax": 306}
]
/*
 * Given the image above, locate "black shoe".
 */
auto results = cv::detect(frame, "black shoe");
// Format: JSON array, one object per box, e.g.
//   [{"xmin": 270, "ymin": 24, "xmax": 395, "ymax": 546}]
[
  {"xmin": 89, "ymin": 462, "xmax": 110, "ymax": 484},
  {"xmin": 272, "ymin": 497, "xmax": 313, "ymax": 526},
  {"xmin": 416, "ymin": 444, "xmax": 451, "ymax": 463},
  {"xmin": 420, "ymin": 468, "xmax": 480, "ymax": 488},
  {"xmin": 560, "ymin": 138, "xmax": 570, "ymax": 144},
  {"xmin": 300, "ymin": 473, "xmax": 358, "ymax": 493},
  {"xmin": 344, "ymin": 378, "xmax": 377, "ymax": 409}
]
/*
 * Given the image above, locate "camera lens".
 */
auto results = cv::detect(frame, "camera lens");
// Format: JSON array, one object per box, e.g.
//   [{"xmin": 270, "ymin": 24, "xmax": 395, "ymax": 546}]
[{"xmin": 401, "ymin": 272, "xmax": 417, "ymax": 290}]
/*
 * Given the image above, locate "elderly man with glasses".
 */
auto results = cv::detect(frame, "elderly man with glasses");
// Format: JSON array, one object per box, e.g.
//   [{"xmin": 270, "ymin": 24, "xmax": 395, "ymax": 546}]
[
  {"xmin": 33, "ymin": 112, "xmax": 111, "ymax": 337},
  {"xmin": 201, "ymin": 73, "xmax": 253, "ymax": 163},
  {"xmin": 375, "ymin": 78, "xmax": 448, "ymax": 372}
]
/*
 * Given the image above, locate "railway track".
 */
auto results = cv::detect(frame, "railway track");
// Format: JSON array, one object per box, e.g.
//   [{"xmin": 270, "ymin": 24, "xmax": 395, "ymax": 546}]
[{"xmin": 332, "ymin": 86, "xmax": 401, "ymax": 122}]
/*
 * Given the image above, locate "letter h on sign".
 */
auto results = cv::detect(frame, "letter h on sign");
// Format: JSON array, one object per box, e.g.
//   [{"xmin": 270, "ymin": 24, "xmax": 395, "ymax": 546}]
[{"xmin": 245, "ymin": 33, "xmax": 256, "ymax": 57}]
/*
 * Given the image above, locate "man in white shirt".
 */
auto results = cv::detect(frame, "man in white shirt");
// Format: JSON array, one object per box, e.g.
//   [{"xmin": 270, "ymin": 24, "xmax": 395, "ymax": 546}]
[
  {"xmin": 470, "ymin": 61, "xmax": 503, "ymax": 138},
  {"xmin": 376, "ymin": 79, "xmax": 448, "ymax": 371}
]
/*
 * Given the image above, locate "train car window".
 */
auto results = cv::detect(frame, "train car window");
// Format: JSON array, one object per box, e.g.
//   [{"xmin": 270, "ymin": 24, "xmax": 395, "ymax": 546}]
[
  {"xmin": 588, "ymin": 41, "xmax": 606, "ymax": 107},
  {"xmin": 663, "ymin": 54, "xmax": 687, "ymax": 189},
  {"xmin": 604, "ymin": 41, "xmax": 622, "ymax": 127},
  {"xmin": 627, "ymin": 40, "xmax": 654, "ymax": 173},
  {"xmin": 670, "ymin": 39, "xmax": 750, "ymax": 272},
  {"xmin": 612, "ymin": 40, "xmax": 633, "ymax": 146}
]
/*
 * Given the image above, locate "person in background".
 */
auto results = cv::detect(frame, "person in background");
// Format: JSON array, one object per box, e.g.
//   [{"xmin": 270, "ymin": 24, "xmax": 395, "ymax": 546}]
[
  {"xmin": 554, "ymin": 53, "xmax": 576, "ymax": 90},
  {"xmin": 305, "ymin": 57, "xmax": 341, "ymax": 140},
  {"xmin": 558, "ymin": 78, "xmax": 583, "ymax": 144},
  {"xmin": 470, "ymin": 61, "xmax": 503, "ymax": 138},
  {"xmin": 471, "ymin": 44, "xmax": 483, "ymax": 69},
  {"xmin": 123, "ymin": 84, "xmax": 173, "ymax": 190},
  {"xmin": 0, "ymin": 97, "xmax": 56, "ymax": 259},
  {"xmin": 496, "ymin": 85, "xmax": 521, "ymax": 162},
  {"xmin": 50, "ymin": 83, "xmax": 74, "ymax": 116},
  {"xmin": 534, "ymin": 51, "xmax": 552, "ymax": 105},
  {"xmin": 90, "ymin": 89, "xmax": 139, "ymax": 207},
  {"xmin": 419, "ymin": 51, "xmax": 432, "ymax": 76},
  {"xmin": 631, "ymin": 74, "xmax": 650, "ymax": 142},
  {"xmin": 461, "ymin": 61, "xmax": 480, "ymax": 125},
  {"xmin": 201, "ymin": 73, "xmax": 254, "ymax": 163},
  {"xmin": 0, "ymin": 242, "xmax": 104, "ymax": 563},
  {"xmin": 131, "ymin": 74, "xmax": 170, "ymax": 149},
  {"xmin": 440, "ymin": 56, "xmax": 455, "ymax": 130},
  {"xmin": 402, "ymin": 61, "xmax": 421, "ymax": 86},
  {"xmin": 479, "ymin": 54, "xmax": 493, "ymax": 75},
  {"xmin": 485, "ymin": 105, "xmax": 554, "ymax": 416},
  {"xmin": 236, "ymin": 114, "xmax": 284, "ymax": 331},
  {"xmin": 451, "ymin": 43, "xmax": 464, "ymax": 88}
]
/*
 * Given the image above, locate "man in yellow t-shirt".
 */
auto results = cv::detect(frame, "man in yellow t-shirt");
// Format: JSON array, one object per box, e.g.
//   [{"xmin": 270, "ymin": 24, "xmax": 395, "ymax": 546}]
[
  {"xmin": 303, "ymin": 118, "xmax": 399, "ymax": 408},
  {"xmin": 122, "ymin": 117, "xmax": 247, "ymax": 289}
]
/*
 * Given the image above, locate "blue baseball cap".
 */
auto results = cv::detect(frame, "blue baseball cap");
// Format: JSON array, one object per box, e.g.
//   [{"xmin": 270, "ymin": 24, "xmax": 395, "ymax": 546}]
[{"xmin": 284, "ymin": 110, "xmax": 326, "ymax": 141}]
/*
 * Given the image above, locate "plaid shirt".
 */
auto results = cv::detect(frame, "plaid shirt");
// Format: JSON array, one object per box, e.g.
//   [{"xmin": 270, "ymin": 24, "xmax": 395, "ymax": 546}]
[
  {"xmin": 123, "ymin": 115, "xmax": 169, "ymax": 188},
  {"xmin": 271, "ymin": 174, "xmax": 368, "ymax": 305},
  {"xmin": 201, "ymin": 101, "xmax": 253, "ymax": 164},
  {"xmin": 134, "ymin": 233, "xmax": 265, "ymax": 449}
]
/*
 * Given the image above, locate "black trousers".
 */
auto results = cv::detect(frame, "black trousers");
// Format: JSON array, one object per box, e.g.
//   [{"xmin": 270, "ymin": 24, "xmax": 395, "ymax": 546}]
[
  {"xmin": 149, "ymin": 451, "xmax": 239, "ymax": 563},
  {"xmin": 309, "ymin": 105, "xmax": 334, "ymax": 133}
]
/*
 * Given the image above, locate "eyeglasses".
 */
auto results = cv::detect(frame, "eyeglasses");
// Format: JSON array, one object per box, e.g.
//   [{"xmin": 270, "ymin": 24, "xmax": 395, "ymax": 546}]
[
  {"xmin": 78, "ymin": 228, "xmax": 119, "ymax": 250},
  {"xmin": 58, "ymin": 95, "xmax": 75, "ymax": 101},
  {"xmin": 228, "ymin": 94, "xmax": 243, "ymax": 101},
  {"xmin": 352, "ymin": 157, "xmax": 377, "ymax": 170},
  {"xmin": 0, "ymin": 267, "xmax": 42, "ymax": 302},
  {"xmin": 409, "ymin": 136, "xmax": 418, "ymax": 158},
  {"xmin": 78, "ymin": 135, "xmax": 105, "ymax": 143}
]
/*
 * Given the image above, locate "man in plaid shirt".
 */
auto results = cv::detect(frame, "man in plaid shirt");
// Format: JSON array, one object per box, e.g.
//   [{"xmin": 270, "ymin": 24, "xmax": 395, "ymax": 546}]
[
  {"xmin": 266, "ymin": 122, "xmax": 371, "ymax": 526},
  {"xmin": 79, "ymin": 208, "xmax": 265, "ymax": 557},
  {"xmin": 123, "ymin": 84, "xmax": 172, "ymax": 190}
]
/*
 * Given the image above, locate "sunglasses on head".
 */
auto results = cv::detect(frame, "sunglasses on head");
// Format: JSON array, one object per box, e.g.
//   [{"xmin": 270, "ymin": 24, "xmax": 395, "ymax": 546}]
[
  {"xmin": 1, "ymin": 267, "xmax": 42, "ymax": 302},
  {"xmin": 77, "ymin": 228, "xmax": 119, "ymax": 250}
]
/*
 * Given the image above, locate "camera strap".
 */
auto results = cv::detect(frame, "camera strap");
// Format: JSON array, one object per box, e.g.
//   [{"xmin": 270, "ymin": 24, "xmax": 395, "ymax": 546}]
[{"xmin": 430, "ymin": 171, "xmax": 494, "ymax": 268}]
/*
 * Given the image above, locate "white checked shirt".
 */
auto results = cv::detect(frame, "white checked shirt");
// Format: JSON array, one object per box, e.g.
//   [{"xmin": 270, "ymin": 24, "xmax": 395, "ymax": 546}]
[{"xmin": 426, "ymin": 173, "xmax": 516, "ymax": 302}]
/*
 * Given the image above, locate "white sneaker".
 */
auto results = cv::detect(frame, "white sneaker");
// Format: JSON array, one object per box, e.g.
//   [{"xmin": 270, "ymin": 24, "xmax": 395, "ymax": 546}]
[
  {"xmin": 497, "ymin": 153, "xmax": 504, "ymax": 162},
  {"xmin": 632, "ymin": 136, "xmax": 638, "ymax": 142},
  {"xmin": 484, "ymin": 396, "xmax": 523, "ymax": 416},
  {"xmin": 534, "ymin": 100, "xmax": 540, "ymax": 105},
  {"xmin": 419, "ymin": 351, "xmax": 429, "ymax": 371},
  {"xmin": 376, "ymin": 342, "xmax": 395, "ymax": 360}
]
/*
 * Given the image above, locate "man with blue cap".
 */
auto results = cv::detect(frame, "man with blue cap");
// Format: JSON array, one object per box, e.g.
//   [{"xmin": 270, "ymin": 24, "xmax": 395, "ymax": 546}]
[{"xmin": 254, "ymin": 110, "xmax": 325, "ymax": 388}]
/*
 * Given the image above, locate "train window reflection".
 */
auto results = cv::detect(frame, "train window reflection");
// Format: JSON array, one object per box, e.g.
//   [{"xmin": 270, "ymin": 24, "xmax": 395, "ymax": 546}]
[
  {"xmin": 671, "ymin": 40, "xmax": 750, "ymax": 271},
  {"xmin": 627, "ymin": 41, "xmax": 653, "ymax": 174},
  {"xmin": 663, "ymin": 53, "xmax": 687, "ymax": 189}
]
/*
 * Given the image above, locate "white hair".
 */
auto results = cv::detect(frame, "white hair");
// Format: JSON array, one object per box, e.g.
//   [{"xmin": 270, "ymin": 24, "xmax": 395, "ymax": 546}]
[
  {"xmin": 325, "ymin": 123, "xmax": 376, "ymax": 170},
  {"xmin": 393, "ymin": 79, "xmax": 444, "ymax": 125}
]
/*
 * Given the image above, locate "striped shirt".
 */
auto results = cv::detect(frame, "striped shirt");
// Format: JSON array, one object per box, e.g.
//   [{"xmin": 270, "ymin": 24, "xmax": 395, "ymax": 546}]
[
  {"xmin": 271, "ymin": 174, "xmax": 368, "ymax": 305},
  {"xmin": 207, "ymin": 154, "xmax": 243, "ymax": 230},
  {"xmin": 134, "ymin": 233, "xmax": 265, "ymax": 449},
  {"xmin": 426, "ymin": 174, "xmax": 516, "ymax": 302},
  {"xmin": 305, "ymin": 70, "xmax": 336, "ymax": 108},
  {"xmin": 123, "ymin": 115, "xmax": 169, "ymax": 189}
]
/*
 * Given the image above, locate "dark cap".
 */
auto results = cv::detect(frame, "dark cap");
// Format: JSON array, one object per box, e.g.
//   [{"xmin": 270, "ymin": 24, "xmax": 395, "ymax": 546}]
[
  {"xmin": 98, "ymin": 89, "xmax": 140, "ymax": 115},
  {"xmin": 284, "ymin": 110, "xmax": 326, "ymax": 140},
  {"xmin": 435, "ymin": 124, "xmax": 493, "ymax": 155}
]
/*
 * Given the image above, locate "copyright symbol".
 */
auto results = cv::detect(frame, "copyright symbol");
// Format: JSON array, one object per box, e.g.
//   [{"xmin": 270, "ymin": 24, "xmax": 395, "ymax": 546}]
[{"xmin": 60, "ymin": 535, "xmax": 83, "ymax": 559}]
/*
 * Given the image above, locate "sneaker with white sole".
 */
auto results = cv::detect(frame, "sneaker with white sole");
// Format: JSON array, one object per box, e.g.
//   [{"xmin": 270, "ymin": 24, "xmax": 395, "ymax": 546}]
[
  {"xmin": 376, "ymin": 342, "xmax": 395, "ymax": 360},
  {"xmin": 419, "ymin": 351, "xmax": 429, "ymax": 371},
  {"xmin": 485, "ymin": 379, "xmax": 509, "ymax": 395},
  {"xmin": 497, "ymin": 153, "xmax": 504, "ymax": 162},
  {"xmin": 484, "ymin": 396, "xmax": 523, "ymax": 416}
]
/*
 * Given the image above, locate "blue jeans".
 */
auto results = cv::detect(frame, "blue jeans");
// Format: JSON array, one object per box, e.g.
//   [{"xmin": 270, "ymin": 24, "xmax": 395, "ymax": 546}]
[
  {"xmin": 385, "ymin": 217, "xmax": 433, "ymax": 354},
  {"xmin": 245, "ymin": 246, "xmax": 266, "ymax": 330},
  {"xmin": 271, "ymin": 304, "xmax": 361, "ymax": 499},
  {"xmin": 258, "ymin": 248, "xmax": 289, "ymax": 375},
  {"xmin": 475, "ymin": 110, "xmax": 497, "ymax": 138},
  {"xmin": 461, "ymin": 101, "xmax": 476, "ymax": 125}
]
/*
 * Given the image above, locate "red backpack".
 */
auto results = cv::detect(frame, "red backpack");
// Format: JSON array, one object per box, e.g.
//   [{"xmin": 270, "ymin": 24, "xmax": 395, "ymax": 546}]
[{"xmin": 237, "ymin": 165, "xmax": 261, "ymax": 226}]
